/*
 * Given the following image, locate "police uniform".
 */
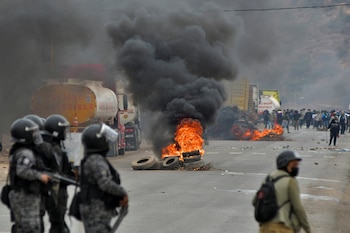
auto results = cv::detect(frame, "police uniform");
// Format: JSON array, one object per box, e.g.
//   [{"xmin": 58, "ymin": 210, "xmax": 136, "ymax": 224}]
[
  {"xmin": 45, "ymin": 142, "xmax": 74, "ymax": 233},
  {"xmin": 42, "ymin": 114, "xmax": 74, "ymax": 233},
  {"xmin": 79, "ymin": 123, "xmax": 128, "ymax": 233},
  {"xmin": 80, "ymin": 154, "xmax": 127, "ymax": 233},
  {"xmin": 9, "ymin": 143, "xmax": 47, "ymax": 233}
]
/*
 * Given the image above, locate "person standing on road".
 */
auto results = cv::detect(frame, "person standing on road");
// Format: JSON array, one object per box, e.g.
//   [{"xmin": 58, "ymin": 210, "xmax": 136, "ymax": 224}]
[
  {"xmin": 252, "ymin": 150, "xmax": 311, "ymax": 233},
  {"xmin": 293, "ymin": 110, "xmax": 300, "ymax": 130},
  {"xmin": 304, "ymin": 109, "xmax": 313, "ymax": 129},
  {"xmin": 339, "ymin": 111, "xmax": 347, "ymax": 135},
  {"xmin": 8, "ymin": 118, "xmax": 51, "ymax": 233},
  {"xmin": 79, "ymin": 123, "xmax": 129, "ymax": 233},
  {"xmin": 328, "ymin": 117, "xmax": 340, "ymax": 147},
  {"xmin": 43, "ymin": 114, "xmax": 75, "ymax": 233},
  {"xmin": 263, "ymin": 109, "xmax": 271, "ymax": 129},
  {"xmin": 282, "ymin": 109, "xmax": 290, "ymax": 133},
  {"xmin": 23, "ymin": 114, "xmax": 57, "ymax": 233},
  {"xmin": 276, "ymin": 109, "xmax": 283, "ymax": 125}
]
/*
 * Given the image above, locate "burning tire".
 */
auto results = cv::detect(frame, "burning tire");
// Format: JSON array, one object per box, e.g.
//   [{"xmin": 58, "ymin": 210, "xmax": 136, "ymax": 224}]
[
  {"xmin": 162, "ymin": 156, "xmax": 180, "ymax": 170},
  {"xmin": 148, "ymin": 160, "xmax": 163, "ymax": 170},
  {"xmin": 183, "ymin": 155, "xmax": 201, "ymax": 163},
  {"xmin": 131, "ymin": 155, "xmax": 156, "ymax": 170},
  {"xmin": 184, "ymin": 159, "xmax": 205, "ymax": 170}
]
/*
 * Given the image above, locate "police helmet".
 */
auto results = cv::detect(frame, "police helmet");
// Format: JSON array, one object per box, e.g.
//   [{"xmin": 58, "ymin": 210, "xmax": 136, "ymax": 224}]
[
  {"xmin": 81, "ymin": 123, "xmax": 118, "ymax": 153},
  {"xmin": 44, "ymin": 114, "xmax": 70, "ymax": 140},
  {"xmin": 276, "ymin": 150, "xmax": 302, "ymax": 169},
  {"xmin": 10, "ymin": 118, "xmax": 39, "ymax": 144},
  {"xmin": 24, "ymin": 114, "xmax": 45, "ymax": 130}
]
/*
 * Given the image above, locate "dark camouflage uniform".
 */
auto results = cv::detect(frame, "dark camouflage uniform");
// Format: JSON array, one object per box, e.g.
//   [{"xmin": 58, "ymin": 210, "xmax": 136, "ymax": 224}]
[
  {"xmin": 80, "ymin": 154, "xmax": 127, "ymax": 233},
  {"xmin": 9, "ymin": 147, "xmax": 44, "ymax": 233},
  {"xmin": 45, "ymin": 142, "xmax": 73, "ymax": 233}
]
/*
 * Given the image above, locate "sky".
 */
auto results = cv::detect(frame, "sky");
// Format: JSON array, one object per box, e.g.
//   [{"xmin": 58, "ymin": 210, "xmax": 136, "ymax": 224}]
[{"xmin": 1, "ymin": 0, "xmax": 350, "ymax": 141}]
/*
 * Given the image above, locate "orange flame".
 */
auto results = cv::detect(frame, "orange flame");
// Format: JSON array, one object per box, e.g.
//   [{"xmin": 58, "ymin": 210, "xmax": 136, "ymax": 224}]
[
  {"xmin": 232, "ymin": 124, "xmax": 284, "ymax": 141},
  {"xmin": 162, "ymin": 118, "xmax": 205, "ymax": 161}
]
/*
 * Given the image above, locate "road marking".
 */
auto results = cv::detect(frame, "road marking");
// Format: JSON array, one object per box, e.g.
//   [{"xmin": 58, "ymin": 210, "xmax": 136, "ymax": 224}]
[
  {"xmin": 298, "ymin": 176, "xmax": 344, "ymax": 183},
  {"xmin": 301, "ymin": 193, "xmax": 340, "ymax": 203},
  {"xmin": 299, "ymin": 154, "xmax": 336, "ymax": 159},
  {"xmin": 323, "ymin": 155, "xmax": 336, "ymax": 158},
  {"xmin": 205, "ymin": 152, "xmax": 219, "ymax": 154},
  {"xmin": 229, "ymin": 152, "xmax": 243, "ymax": 155},
  {"xmin": 252, "ymin": 152, "xmax": 266, "ymax": 155},
  {"xmin": 222, "ymin": 171, "xmax": 345, "ymax": 183},
  {"xmin": 217, "ymin": 188, "xmax": 340, "ymax": 203},
  {"xmin": 313, "ymin": 185, "xmax": 333, "ymax": 190}
]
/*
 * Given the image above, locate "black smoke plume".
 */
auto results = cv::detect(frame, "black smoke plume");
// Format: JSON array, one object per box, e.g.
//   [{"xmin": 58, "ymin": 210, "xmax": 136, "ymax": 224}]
[
  {"xmin": 107, "ymin": 2, "xmax": 240, "ymax": 155},
  {"xmin": 0, "ymin": 0, "xmax": 93, "ymax": 130}
]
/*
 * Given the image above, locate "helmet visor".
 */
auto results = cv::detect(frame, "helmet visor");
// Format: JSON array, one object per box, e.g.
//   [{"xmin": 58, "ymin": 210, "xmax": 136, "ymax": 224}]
[{"xmin": 98, "ymin": 123, "xmax": 119, "ymax": 142}]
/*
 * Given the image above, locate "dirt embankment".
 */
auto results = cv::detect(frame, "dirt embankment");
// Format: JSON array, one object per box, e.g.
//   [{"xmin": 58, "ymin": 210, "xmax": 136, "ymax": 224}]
[{"xmin": 0, "ymin": 134, "xmax": 11, "ymax": 182}]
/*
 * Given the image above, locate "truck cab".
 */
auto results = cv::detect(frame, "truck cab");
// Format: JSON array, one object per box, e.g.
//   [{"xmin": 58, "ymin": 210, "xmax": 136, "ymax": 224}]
[{"xmin": 125, "ymin": 122, "xmax": 142, "ymax": 150}]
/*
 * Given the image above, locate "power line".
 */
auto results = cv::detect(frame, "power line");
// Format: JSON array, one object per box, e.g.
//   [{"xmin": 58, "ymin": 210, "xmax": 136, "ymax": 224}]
[
  {"xmin": 223, "ymin": 3, "xmax": 350, "ymax": 12},
  {"xmin": 92, "ymin": 3, "xmax": 350, "ymax": 13}
]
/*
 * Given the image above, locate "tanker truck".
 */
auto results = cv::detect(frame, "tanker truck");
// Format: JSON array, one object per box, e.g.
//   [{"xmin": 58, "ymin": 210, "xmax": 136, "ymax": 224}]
[
  {"xmin": 115, "ymin": 79, "xmax": 142, "ymax": 151},
  {"xmin": 120, "ymin": 107, "xmax": 142, "ymax": 151},
  {"xmin": 31, "ymin": 78, "xmax": 128, "ymax": 161}
]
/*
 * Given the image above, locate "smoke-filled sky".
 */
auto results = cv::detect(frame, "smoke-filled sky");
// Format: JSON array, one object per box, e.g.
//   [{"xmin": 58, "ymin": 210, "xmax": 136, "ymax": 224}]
[
  {"xmin": 106, "ymin": 2, "xmax": 240, "ymax": 152},
  {"xmin": 1, "ymin": 0, "xmax": 350, "ymax": 144}
]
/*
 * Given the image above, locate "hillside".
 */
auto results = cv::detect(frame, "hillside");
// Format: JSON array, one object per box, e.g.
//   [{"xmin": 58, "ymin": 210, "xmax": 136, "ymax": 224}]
[{"xmin": 236, "ymin": 1, "xmax": 350, "ymax": 110}]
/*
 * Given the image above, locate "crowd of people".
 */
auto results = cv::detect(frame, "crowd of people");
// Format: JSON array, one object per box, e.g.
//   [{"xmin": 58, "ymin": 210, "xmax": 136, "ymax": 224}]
[
  {"xmin": 1, "ymin": 114, "xmax": 128, "ymax": 233},
  {"xmin": 262, "ymin": 109, "xmax": 349, "ymax": 131},
  {"xmin": 262, "ymin": 108, "xmax": 348, "ymax": 146}
]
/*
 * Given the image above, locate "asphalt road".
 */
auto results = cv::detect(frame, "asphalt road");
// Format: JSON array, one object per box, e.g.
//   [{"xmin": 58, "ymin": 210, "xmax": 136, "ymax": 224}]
[{"xmin": 1, "ymin": 127, "xmax": 350, "ymax": 233}]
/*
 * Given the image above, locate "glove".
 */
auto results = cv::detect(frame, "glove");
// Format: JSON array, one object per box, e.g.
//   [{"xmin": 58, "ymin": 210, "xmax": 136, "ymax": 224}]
[{"xmin": 33, "ymin": 130, "xmax": 44, "ymax": 145}]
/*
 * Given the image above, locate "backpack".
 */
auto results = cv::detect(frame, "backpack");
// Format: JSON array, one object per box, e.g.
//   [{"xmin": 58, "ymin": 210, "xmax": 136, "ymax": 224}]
[{"xmin": 254, "ymin": 175, "xmax": 289, "ymax": 223}]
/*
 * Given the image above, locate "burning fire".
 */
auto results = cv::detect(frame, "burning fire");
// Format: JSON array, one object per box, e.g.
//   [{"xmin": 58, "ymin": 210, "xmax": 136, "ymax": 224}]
[
  {"xmin": 162, "ymin": 118, "xmax": 205, "ymax": 161},
  {"xmin": 232, "ymin": 124, "xmax": 284, "ymax": 141}
]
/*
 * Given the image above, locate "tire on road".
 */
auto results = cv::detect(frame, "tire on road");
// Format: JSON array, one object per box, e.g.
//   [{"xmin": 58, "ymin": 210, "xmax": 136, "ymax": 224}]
[
  {"xmin": 148, "ymin": 160, "xmax": 164, "ymax": 170},
  {"xmin": 131, "ymin": 155, "xmax": 156, "ymax": 170},
  {"xmin": 183, "ymin": 155, "xmax": 201, "ymax": 163},
  {"xmin": 183, "ymin": 159, "xmax": 205, "ymax": 170},
  {"xmin": 162, "ymin": 157, "xmax": 180, "ymax": 170}
]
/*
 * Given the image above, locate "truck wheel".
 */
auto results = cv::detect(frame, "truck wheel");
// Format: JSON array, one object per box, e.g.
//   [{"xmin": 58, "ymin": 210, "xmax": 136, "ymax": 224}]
[
  {"xmin": 131, "ymin": 155, "xmax": 156, "ymax": 170},
  {"xmin": 162, "ymin": 157, "xmax": 180, "ymax": 170},
  {"xmin": 118, "ymin": 148, "xmax": 125, "ymax": 155}
]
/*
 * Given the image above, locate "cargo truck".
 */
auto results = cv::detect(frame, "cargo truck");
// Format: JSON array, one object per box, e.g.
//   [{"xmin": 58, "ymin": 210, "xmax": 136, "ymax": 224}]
[{"xmin": 31, "ymin": 78, "xmax": 128, "ymax": 159}]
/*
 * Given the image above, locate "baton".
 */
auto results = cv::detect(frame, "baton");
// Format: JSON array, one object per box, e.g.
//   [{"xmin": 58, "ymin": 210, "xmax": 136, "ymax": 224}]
[{"xmin": 110, "ymin": 206, "xmax": 128, "ymax": 233}]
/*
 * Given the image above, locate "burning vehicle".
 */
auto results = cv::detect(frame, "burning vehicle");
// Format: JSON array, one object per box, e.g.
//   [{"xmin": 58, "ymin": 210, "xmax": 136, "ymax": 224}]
[
  {"xmin": 161, "ymin": 118, "xmax": 204, "ymax": 161},
  {"xmin": 131, "ymin": 118, "xmax": 207, "ymax": 170},
  {"xmin": 231, "ymin": 121, "xmax": 284, "ymax": 141},
  {"xmin": 208, "ymin": 106, "xmax": 285, "ymax": 141}
]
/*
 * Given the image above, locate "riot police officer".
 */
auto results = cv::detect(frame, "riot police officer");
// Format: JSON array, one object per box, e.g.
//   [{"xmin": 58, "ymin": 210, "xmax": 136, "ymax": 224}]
[
  {"xmin": 43, "ymin": 114, "xmax": 74, "ymax": 233},
  {"xmin": 24, "ymin": 114, "xmax": 56, "ymax": 233},
  {"xmin": 80, "ymin": 123, "xmax": 129, "ymax": 233},
  {"xmin": 8, "ymin": 118, "xmax": 51, "ymax": 233}
]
